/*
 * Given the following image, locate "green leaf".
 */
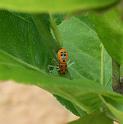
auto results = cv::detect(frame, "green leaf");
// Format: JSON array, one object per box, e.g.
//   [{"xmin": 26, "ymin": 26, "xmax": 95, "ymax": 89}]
[
  {"xmin": 53, "ymin": 16, "xmax": 112, "ymax": 115},
  {"xmin": 79, "ymin": 10, "xmax": 123, "ymax": 65},
  {"xmin": 0, "ymin": 10, "xmax": 57, "ymax": 70},
  {"xmin": 0, "ymin": 0, "xmax": 119, "ymax": 13},
  {"xmin": 69, "ymin": 112, "xmax": 113, "ymax": 124},
  {"xmin": 100, "ymin": 93, "xmax": 123, "ymax": 124},
  {"xmin": 0, "ymin": 47, "xmax": 122, "ymax": 122},
  {"xmin": 0, "ymin": 52, "xmax": 114, "ymax": 117},
  {"xmin": 54, "ymin": 95, "xmax": 85, "ymax": 116},
  {"xmin": 58, "ymin": 17, "xmax": 112, "ymax": 87},
  {"xmin": 0, "ymin": 48, "xmax": 106, "ymax": 114}
]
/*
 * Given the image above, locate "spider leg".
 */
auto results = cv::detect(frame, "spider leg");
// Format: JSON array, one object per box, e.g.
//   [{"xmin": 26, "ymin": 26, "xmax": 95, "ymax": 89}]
[
  {"xmin": 56, "ymin": 67, "xmax": 60, "ymax": 71},
  {"xmin": 67, "ymin": 59, "xmax": 71, "ymax": 65},
  {"xmin": 48, "ymin": 65, "xmax": 56, "ymax": 72},
  {"xmin": 67, "ymin": 61, "xmax": 75, "ymax": 68},
  {"xmin": 48, "ymin": 65, "xmax": 59, "ymax": 72},
  {"xmin": 52, "ymin": 58, "xmax": 59, "ymax": 65}
]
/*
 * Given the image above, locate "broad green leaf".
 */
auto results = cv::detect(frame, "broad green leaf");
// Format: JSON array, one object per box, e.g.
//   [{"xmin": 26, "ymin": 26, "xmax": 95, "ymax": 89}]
[
  {"xmin": 0, "ymin": 0, "xmax": 119, "ymax": 13},
  {"xmin": 54, "ymin": 16, "xmax": 112, "ymax": 115},
  {"xmin": 0, "ymin": 10, "xmax": 57, "ymax": 70},
  {"xmin": 79, "ymin": 10, "xmax": 123, "ymax": 65},
  {"xmin": 69, "ymin": 112, "xmax": 113, "ymax": 124},
  {"xmin": 58, "ymin": 17, "xmax": 112, "ymax": 87},
  {"xmin": 0, "ymin": 49, "xmax": 105, "ymax": 114},
  {"xmin": 2, "ymin": 49, "xmax": 122, "ymax": 124},
  {"xmin": 1, "ymin": 51, "xmax": 122, "ymax": 122},
  {"xmin": 100, "ymin": 93, "xmax": 123, "ymax": 124},
  {"xmin": 0, "ymin": 50, "xmax": 119, "ymax": 119}
]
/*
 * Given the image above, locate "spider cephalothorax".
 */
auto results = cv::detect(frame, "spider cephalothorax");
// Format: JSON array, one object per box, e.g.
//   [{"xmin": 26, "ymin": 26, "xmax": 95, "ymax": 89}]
[
  {"xmin": 57, "ymin": 48, "xmax": 68, "ymax": 63},
  {"xmin": 48, "ymin": 48, "xmax": 74, "ymax": 75}
]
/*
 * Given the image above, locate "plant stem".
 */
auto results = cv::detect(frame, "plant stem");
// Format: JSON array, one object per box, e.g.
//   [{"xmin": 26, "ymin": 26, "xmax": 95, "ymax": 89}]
[
  {"xmin": 49, "ymin": 14, "xmax": 61, "ymax": 49},
  {"xmin": 100, "ymin": 43, "xmax": 104, "ymax": 85},
  {"xmin": 112, "ymin": 59, "xmax": 120, "ymax": 92}
]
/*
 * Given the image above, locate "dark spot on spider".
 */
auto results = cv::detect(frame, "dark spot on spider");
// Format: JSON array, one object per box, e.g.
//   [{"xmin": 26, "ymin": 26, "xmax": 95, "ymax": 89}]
[
  {"xmin": 62, "ymin": 72, "xmax": 65, "ymax": 74},
  {"xmin": 63, "ymin": 60, "xmax": 65, "ymax": 62}
]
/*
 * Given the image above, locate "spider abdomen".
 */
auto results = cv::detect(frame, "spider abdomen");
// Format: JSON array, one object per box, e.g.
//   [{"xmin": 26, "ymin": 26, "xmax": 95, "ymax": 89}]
[{"xmin": 59, "ymin": 63, "xmax": 67, "ymax": 74}]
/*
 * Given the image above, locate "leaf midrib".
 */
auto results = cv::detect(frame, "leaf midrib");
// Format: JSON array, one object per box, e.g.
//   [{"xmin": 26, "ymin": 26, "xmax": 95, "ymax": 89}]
[{"xmin": 0, "ymin": 49, "xmax": 46, "ymax": 74}]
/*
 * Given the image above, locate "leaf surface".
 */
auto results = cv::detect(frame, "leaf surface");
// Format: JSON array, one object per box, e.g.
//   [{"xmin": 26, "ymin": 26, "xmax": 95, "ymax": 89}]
[
  {"xmin": 79, "ymin": 10, "xmax": 123, "ymax": 65},
  {"xmin": 69, "ymin": 112, "xmax": 113, "ymax": 124},
  {"xmin": 58, "ymin": 17, "xmax": 112, "ymax": 86},
  {"xmin": 0, "ymin": 0, "xmax": 119, "ymax": 13}
]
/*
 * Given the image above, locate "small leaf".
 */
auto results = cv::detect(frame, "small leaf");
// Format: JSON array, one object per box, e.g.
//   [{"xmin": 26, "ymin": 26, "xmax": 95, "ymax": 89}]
[
  {"xmin": 69, "ymin": 112, "xmax": 113, "ymax": 124},
  {"xmin": 100, "ymin": 93, "xmax": 123, "ymax": 124},
  {"xmin": 79, "ymin": 10, "xmax": 123, "ymax": 65}
]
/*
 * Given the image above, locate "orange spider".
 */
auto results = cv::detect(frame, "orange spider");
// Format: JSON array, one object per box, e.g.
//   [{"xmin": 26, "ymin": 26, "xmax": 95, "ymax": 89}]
[
  {"xmin": 48, "ymin": 48, "xmax": 74, "ymax": 75},
  {"xmin": 57, "ymin": 48, "xmax": 68, "ymax": 74}
]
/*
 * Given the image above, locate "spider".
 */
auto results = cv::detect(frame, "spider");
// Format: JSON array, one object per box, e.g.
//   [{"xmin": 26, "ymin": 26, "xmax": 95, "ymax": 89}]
[{"xmin": 48, "ymin": 48, "xmax": 74, "ymax": 74}]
